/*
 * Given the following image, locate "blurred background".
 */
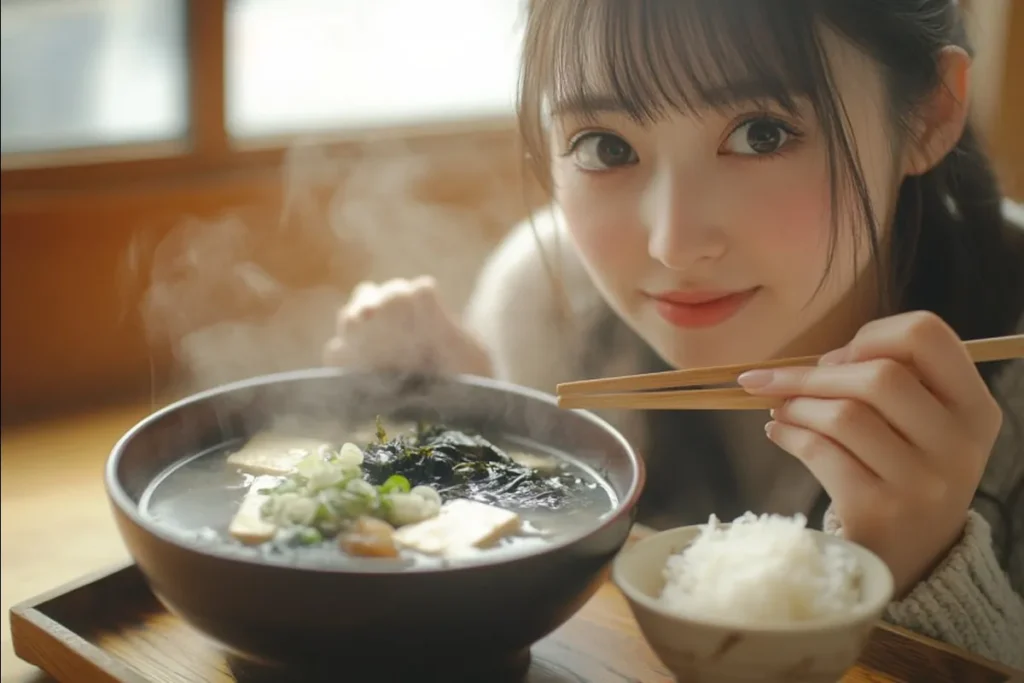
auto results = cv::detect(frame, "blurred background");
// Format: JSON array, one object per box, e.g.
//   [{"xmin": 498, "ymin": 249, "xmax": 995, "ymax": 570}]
[{"xmin": 1, "ymin": 0, "xmax": 1021, "ymax": 425}]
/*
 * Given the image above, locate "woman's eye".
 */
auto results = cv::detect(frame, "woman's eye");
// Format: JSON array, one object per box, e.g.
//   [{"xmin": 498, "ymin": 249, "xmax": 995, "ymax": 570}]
[
  {"xmin": 722, "ymin": 118, "xmax": 793, "ymax": 156},
  {"xmin": 569, "ymin": 133, "xmax": 638, "ymax": 171}
]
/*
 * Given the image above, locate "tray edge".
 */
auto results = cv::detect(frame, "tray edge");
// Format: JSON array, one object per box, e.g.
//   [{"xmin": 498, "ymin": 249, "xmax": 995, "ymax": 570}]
[
  {"xmin": 873, "ymin": 623, "xmax": 1022, "ymax": 679},
  {"xmin": 9, "ymin": 561, "xmax": 149, "ymax": 683}
]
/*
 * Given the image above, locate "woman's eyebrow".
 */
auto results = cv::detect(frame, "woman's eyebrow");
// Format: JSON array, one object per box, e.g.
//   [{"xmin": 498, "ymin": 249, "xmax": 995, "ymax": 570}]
[
  {"xmin": 549, "ymin": 95, "xmax": 627, "ymax": 117},
  {"xmin": 551, "ymin": 82, "xmax": 799, "ymax": 117}
]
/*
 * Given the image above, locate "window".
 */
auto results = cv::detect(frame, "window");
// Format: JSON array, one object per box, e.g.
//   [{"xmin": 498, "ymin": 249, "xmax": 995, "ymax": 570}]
[
  {"xmin": 226, "ymin": 0, "xmax": 523, "ymax": 137},
  {"xmin": 1, "ymin": 0, "xmax": 188, "ymax": 154},
  {"xmin": 1, "ymin": 0, "xmax": 525, "ymax": 185}
]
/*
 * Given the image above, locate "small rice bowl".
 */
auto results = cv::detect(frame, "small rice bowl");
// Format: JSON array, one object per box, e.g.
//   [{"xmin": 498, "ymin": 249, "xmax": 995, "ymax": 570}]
[{"xmin": 658, "ymin": 512, "xmax": 863, "ymax": 625}]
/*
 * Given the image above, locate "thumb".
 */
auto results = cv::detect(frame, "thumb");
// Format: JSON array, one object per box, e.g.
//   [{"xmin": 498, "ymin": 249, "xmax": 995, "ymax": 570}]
[{"xmin": 322, "ymin": 337, "xmax": 353, "ymax": 367}]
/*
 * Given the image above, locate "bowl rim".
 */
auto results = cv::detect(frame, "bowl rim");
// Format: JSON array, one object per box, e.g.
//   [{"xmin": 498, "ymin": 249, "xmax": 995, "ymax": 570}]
[
  {"xmin": 612, "ymin": 523, "xmax": 896, "ymax": 634},
  {"xmin": 105, "ymin": 366, "xmax": 647, "ymax": 575}
]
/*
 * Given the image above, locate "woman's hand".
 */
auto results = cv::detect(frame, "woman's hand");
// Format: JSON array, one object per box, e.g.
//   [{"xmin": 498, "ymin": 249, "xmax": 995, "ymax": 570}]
[
  {"xmin": 323, "ymin": 276, "xmax": 493, "ymax": 377},
  {"xmin": 738, "ymin": 311, "xmax": 1002, "ymax": 596}
]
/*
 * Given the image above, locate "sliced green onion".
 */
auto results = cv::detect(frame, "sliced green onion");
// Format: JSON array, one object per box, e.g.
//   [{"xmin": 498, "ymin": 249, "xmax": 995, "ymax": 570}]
[
  {"xmin": 272, "ymin": 479, "xmax": 299, "ymax": 495},
  {"xmin": 314, "ymin": 502, "xmax": 335, "ymax": 523},
  {"xmin": 296, "ymin": 527, "xmax": 323, "ymax": 545},
  {"xmin": 346, "ymin": 479, "xmax": 378, "ymax": 500},
  {"xmin": 385, "ymin": 492, "xmax": 431, "ymax": 526},
  {"xmin": 308, "ymin": 467, "xmax": 345, "ymax": 492},
  {"xmin": 294, "ymin": 453, "xmax": 320, "ymax": 477},
  {"xmin": 337, "ymin": 442, "xmax": 364, "ymax": 467},
  {"xmin": 379, "ymin": 474, "xmax": 411, "ymax": 494}
]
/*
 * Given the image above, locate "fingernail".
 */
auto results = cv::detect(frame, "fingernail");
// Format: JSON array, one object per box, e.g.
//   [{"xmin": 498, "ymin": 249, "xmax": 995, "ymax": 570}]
[
  {"xmin": 737, "ymin": 369, "xmax": 774, "ymax": 389},
  {"xmin": 764, "ymin": 420, "xmax": 775, "ymax": 438},
  {"xmin": 769, "ymin": 408, "xmax": 776, "ymax": 419},
  {"xmin": 818, "ymin": 346, "xmax": 848, "ymax": 366}
]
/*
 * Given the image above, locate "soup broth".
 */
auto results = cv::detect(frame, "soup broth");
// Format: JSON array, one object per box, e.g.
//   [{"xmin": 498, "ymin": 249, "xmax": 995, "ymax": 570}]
[{"xmin": 141, "ymin": 418, "xmax": 617, "ymax": 569}]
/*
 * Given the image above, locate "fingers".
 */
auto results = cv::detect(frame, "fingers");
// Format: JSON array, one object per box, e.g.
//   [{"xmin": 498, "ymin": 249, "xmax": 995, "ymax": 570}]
[
  {"xmin": 750, "ymin": 310, "xmax": 1002, "ymax": 599},
  {"xmin": 772, "ymin": 397, "xmax": 919, "ymax": 484},
  {"xmin": 337, "ymin": 277, "xmax": 440, "ymax": 330},
  {"xmin": 349, "ymin": 281, "xmax": 378, "ymax": 306},
  {"xmin": 323, "ymin": 336, "xmax": 346, "ymax": 366},
  {"xmin": 765, "ymin": 420, "xmax": 880, "ymax": 503},
  {"xmin": 826, "ymin": 311, "xmax": 996, "ymax": 423},
  {"xmin": 325, "ymin": 276, "xmax": 455, "ymax": 372},
  {"xmin": 740, "ymin": 359, "xmax": 956, "ymax": 456}
]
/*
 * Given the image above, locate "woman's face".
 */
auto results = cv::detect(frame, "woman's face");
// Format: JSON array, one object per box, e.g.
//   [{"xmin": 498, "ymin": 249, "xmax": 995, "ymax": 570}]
[{"xmin": 551, "ymin": 31, "xmax": 900, "ymax": 369}]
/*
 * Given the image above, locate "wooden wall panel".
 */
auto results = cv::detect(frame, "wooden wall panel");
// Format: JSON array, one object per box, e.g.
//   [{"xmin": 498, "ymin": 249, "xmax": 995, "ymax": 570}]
[{"xmin": 2, "ymin": 174, "xmax": 283, "ymax": 422}]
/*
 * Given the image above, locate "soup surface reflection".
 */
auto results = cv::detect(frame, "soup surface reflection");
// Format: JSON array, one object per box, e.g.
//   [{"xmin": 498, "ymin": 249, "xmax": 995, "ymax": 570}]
[{"xmin": 140, "ymin": 418, "xmax": 617, "ymax": 569}]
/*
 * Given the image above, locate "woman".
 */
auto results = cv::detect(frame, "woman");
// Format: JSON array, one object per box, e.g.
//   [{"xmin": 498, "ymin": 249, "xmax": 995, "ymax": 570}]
[{"xmin": 324, "ymin": 0, "xmax": 1024, "ymax": 666}]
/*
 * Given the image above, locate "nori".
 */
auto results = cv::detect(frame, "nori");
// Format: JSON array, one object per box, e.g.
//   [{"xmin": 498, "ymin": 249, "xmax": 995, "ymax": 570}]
[{"xmin": 359, "ymin": 418, "xmax": 590, "ymax": 511}]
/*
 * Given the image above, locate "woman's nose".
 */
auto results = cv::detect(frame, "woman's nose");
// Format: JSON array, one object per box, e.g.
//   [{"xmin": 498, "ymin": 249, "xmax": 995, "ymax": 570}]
[{"xmin": 642, "ymin": 165, "xmax": 728, "ymax": 272}]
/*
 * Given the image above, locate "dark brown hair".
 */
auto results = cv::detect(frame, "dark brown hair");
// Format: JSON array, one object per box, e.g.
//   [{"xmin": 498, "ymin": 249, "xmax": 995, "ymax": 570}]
[{"xmin": 517, "ymin": 0, "xmax": 1024, "ymax": 567}]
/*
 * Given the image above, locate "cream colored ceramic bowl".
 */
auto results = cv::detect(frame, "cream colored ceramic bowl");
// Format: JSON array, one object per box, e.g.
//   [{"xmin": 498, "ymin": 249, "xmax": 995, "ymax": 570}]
[{"xmin": 613, "ymin": 525, "xmax": 895, "ymax": 683}]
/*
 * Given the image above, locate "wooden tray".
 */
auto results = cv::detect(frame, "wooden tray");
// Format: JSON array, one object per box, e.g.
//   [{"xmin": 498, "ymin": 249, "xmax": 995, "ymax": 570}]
[{"xmin": 10, "ymin": 560, "xmax": 1022, "ymax": 683}]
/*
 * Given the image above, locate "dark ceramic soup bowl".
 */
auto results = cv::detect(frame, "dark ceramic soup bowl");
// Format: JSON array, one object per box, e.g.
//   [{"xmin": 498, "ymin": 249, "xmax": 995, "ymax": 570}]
[{"xmin": 105, "ymin": 368, "xmax": 644, "ymax": 681}]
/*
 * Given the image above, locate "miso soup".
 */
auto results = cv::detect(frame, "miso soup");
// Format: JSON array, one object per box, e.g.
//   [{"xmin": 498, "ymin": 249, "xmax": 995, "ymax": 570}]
[{"xmin": 140, "ymin": 418, "xmax": 617, "ymax": 569}]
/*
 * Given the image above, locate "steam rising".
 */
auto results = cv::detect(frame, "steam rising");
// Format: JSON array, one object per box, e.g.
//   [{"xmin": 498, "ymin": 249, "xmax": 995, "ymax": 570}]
[{"xmin": 132, "ymin": 137, "xmax": 525, "ymax": 400}]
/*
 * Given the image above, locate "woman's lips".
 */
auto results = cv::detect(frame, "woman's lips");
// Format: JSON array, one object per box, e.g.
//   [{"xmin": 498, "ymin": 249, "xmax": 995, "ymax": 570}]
[{"xmin": 649, "ymin": 288, "xmax": 759, "ymax": 329}]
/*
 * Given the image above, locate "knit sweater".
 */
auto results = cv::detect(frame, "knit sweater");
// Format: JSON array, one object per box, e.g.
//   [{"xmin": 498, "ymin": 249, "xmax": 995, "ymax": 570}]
[{"xmin": 463, "ymin": 202, "xmax": 1024, "ymax": 669}]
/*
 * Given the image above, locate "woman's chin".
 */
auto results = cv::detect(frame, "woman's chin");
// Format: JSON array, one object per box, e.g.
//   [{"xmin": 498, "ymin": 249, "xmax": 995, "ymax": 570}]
[{"xmin": 646, "ymin": 331, "xmax": 780, "ymax": 371}]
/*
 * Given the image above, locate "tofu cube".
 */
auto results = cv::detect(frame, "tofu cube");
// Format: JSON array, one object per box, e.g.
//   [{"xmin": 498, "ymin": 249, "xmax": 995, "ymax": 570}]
[
  {"xmin": 226, "ymin": 432, "xmax": 330, "ymax": 475},
  {"xmin": 392, "ymin": 499, "xmax": 521, "ymax": 556},
  {"xmin": 228, "ymin": 475, "xmax": 279, "ymax": 545}
]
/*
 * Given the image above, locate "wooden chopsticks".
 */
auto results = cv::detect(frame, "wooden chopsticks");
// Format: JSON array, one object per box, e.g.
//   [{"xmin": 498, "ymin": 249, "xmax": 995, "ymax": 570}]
[{"xmin": 555, "ymin": 334, "xmax": 1024, "ymax": 412}]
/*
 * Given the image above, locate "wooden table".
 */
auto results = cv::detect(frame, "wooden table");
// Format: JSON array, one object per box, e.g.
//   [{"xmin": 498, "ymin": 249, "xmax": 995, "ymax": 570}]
[{"xmin": 1, "ymin": 403, "xmax": 152, "ymax": 683}]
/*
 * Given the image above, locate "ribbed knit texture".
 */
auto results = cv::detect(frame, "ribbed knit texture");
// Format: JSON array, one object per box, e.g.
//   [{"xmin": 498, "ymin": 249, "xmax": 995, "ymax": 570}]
[{"xmin": 824, "ymin": 508, "xmax": 1024, "ymax": 669}]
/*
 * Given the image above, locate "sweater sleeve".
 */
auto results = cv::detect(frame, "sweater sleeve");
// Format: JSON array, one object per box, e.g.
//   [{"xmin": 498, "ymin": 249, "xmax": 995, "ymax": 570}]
[
  {"xmin": 461, "ymin": 208, "xmax": 650, "ymax": 450},
  {"xmin": 823, "ymin": 507, "xmax": 1024, "ymax": 669},
  {"xmin": 463, "ymin": 206, "xmax": 637, "ymax": 391},
  {"xmin": 462, "ymin": 209, "xmax": 584, "ymax": 392}
]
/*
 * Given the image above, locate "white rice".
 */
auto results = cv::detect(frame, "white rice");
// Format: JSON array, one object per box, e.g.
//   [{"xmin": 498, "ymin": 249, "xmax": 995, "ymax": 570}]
[{"xmin": 658, "ymin": 512, "xmax": 862, "ymax": 625}]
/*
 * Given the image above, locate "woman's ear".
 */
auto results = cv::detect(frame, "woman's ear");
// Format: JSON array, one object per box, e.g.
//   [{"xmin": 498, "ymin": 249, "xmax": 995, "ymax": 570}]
[{"xmin": 903, "ymin": 46, "xmax": 972, "ymax": 177}]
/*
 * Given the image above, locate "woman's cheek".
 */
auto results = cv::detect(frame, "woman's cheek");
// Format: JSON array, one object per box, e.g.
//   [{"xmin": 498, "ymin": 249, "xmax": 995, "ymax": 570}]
[
  {"xmin": 779, "ymin": 192, "xmax": 832, "ymax": 262},
  {"xmin": 750, "ymin": 170, "xmax": 870, "ymax": 324},
  {"xmin": 737, "ymin": 158, "xmax": 834, "ymax": 270},
  {"xmin": 558, "ymin": 176, "xmax": 640, "ymax": 272}
]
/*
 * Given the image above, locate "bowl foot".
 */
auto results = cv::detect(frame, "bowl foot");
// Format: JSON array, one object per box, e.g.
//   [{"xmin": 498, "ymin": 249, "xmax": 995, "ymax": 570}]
[{"xmin": 226, "ymin": 648, "xmax": 533, "ymax": 682}]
